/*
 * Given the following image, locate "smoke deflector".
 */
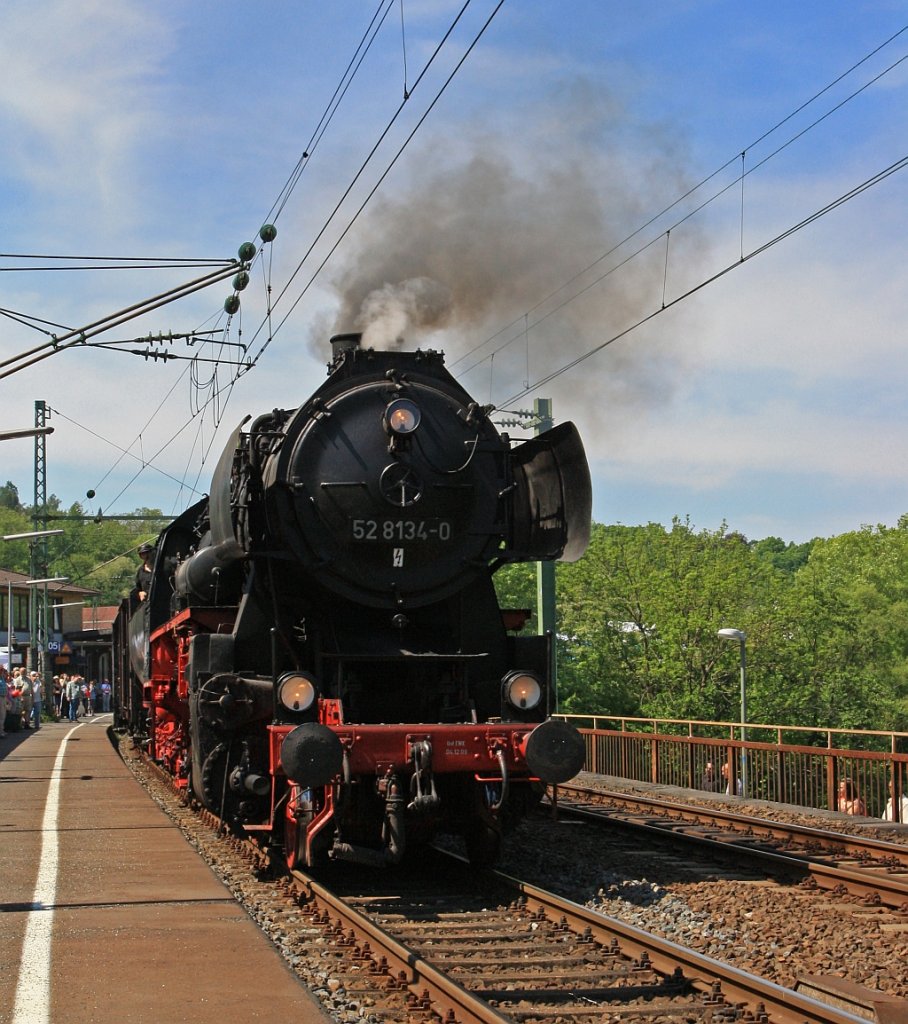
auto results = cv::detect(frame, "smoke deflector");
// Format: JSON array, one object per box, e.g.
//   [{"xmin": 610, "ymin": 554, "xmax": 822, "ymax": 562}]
[{"xmin": 507, "ymin": 421, "xmax": 592, "ymax": 563}]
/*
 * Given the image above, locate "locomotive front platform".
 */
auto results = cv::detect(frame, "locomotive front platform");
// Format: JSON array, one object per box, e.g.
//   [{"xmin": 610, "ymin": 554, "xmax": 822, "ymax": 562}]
[{"xmin": 0, "ymin": 716, "xmax": 331, "ymax": 1024}]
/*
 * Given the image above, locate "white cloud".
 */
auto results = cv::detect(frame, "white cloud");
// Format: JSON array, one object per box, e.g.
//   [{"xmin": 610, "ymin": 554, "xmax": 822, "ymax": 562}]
[{"xmin": 0, "ymin": 2, "xmax": 171, "ymax": 234}]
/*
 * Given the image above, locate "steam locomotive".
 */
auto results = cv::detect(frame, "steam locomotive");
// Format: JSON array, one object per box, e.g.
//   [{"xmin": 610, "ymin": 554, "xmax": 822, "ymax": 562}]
[{"xmin": 113, "ymin": 333, "xmax": 591, "ymax": 867}]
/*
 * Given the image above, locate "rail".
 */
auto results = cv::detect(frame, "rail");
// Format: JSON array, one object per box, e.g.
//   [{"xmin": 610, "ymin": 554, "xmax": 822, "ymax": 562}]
[{"xmin": 556, "ymin": 714, "xmax": 908, "ymax": 822}]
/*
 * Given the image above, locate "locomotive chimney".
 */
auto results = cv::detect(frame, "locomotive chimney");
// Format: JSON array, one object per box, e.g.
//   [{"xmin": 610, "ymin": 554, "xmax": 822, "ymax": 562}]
[{"xmin": 330, "ymin": 332, "xmax": 362, "ymax": 360}]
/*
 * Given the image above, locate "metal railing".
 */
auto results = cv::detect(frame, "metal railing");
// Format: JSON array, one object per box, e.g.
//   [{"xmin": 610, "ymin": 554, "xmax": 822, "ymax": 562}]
[{"xmin": 558, "ymin": 714, "xmax": 908, "ymax": 823}]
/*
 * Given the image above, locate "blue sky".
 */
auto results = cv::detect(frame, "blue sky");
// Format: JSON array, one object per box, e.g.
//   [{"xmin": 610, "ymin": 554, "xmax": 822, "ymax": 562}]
[{"xmin": 1, "ymin": 2, "xmax": 906, "ymax": 543}]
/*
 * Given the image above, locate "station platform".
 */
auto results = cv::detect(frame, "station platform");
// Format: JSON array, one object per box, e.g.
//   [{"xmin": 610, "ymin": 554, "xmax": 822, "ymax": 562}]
[{"xmin": 0, "ymin": 715, "xmax": 331, "ymax": 1024}]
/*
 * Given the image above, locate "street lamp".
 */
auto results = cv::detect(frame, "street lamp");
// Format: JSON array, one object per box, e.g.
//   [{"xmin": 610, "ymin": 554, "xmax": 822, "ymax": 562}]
[{"xmin": 718, "ymin": 627, "xmax": 747, "ymax": 794}]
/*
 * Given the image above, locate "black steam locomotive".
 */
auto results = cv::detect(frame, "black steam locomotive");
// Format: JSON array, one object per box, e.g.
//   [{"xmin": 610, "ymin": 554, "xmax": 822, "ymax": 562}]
[{"xmin": 113, "ymin": 333, "xmax": 591, "ymax": 867}]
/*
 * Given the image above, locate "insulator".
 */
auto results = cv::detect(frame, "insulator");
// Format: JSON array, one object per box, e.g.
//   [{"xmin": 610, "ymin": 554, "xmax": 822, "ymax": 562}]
[
  {"xmin": 232, "ymin": 271, "xmax": 249, "ymax": 291},
  {"xmin": 237, "ymin": 241, "xmax": 256, "ymax": 262},
  {"xmin": 259, "ymin": 223, "xmax": 277, "ymax": 243},
  {"xmin": 224, "ymin": 294, "xmax": 241, "ymax": 315}
]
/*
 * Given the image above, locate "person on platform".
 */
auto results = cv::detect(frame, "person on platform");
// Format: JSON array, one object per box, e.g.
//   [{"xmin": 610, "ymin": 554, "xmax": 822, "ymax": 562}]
[
  {"xmin": 101, "ymin": 679, "xmax": 111, "ymax": 713},
  {"xmin": 29, "ymin": 670, "xmax": 42, "ymax": 730},
  {"xmin": 837, "ymin": 777, "xmax": 866, "ymax": 816},
  {"xmin": 59, "ymin": 673, "xmax": 69, "ymax": 720},
  {"xmin": 134, "ymin": 543, "xmax": 155, "ymax": 602},
  {"xmin": 0, "ymin": 667, "xmax": 8, "ymax": 738},
  {"xmin": 882, "ymin": 778, "xmax": 908, "ymax": 823},
  {"xmin": 700, "ymin": 761, "xmax": 719, "ymax": 792},
  {"xmin": 66, "ymin": 675, "xmax": 81, "ymax": 721},
  {"xmin": 18, "ymin": 669, "xmax": 33, "ymax": 729}
]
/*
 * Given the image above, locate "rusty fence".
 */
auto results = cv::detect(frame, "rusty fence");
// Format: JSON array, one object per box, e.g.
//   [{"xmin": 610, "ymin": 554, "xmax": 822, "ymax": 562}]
[{"xmin": 557, "ymin": 715, "xmax": 908, "ymax": 823}]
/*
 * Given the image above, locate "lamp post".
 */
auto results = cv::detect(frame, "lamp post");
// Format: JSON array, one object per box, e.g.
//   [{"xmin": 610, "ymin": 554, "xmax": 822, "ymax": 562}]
[
  {"xmin": 5, "ymin": 579, "xmax": 14, "ymax": 672},
  {"xmin": 717, "ymin": 627, "xmax": 747, "ymax": 794}
]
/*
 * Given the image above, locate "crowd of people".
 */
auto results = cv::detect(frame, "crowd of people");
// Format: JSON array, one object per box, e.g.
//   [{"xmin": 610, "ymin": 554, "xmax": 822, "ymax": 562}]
[
  {"xmin": 0, "ymin": 667, "xmax": 45, "ymax": 735},
  {"xmin": 698, "ymin": 758, "xmax": 906, "ymax": 822},
  {"xmin": 53, "ymin": 674, "xmax": 112, "ymax": 720},
  {"xmin": 699, "ymin": 759, "xmax": 743, "ymax": 796},
  {"xmin": 833, "ymin": 776, "xmax": 908, "ymax": 821},
  {"xmin": 0, "ymin": 667, "xmax": 111, "ymax": 735}
]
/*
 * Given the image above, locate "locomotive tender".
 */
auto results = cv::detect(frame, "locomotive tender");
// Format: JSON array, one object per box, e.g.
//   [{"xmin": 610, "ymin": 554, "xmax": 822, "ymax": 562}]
[{"xmin": 114, "ymin": 333, "xmax": 591, "ymax": 867}]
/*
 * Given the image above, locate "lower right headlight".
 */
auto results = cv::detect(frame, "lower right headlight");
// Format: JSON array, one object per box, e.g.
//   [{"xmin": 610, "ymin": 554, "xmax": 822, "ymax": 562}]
[{"xmin": 502, "ymin": 671, "xmax": 542, "ymax": 711}]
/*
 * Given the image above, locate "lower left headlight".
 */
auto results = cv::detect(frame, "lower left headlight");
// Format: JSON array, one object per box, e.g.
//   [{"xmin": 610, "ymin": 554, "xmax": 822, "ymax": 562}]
[
  {"xmin": 502, "ymin": 671, "xmax": 542, "ymax": 711},
  {"xmin": 277, "ymin": 672, "xmax": 318, "ymax": 713}
]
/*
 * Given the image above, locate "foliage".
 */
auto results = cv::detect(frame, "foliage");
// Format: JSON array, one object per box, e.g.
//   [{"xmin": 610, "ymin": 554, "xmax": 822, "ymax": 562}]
[
  {"xmin": 499, "ymin": 516, "xmax": 908, "ymax": 732},
  {"xmin": 0, "ymin": 480, "xmax": 21, "ymax": 510},
  {"xmin": 764, "ymin": 525, "xmax": 908, "ymax": 730},
  {"xmin": 0, "ymin": 494, "xmax": 164, "ymax": 605},
  {"xmin": 750, "ymin": 535, "xmax": 817, "ymax": 574}
]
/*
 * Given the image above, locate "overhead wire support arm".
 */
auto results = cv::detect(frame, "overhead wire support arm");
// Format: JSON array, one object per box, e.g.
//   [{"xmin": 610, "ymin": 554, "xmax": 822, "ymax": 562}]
[{"xmin": 0, "ymin": 262, "xmax": 243, "ymax": 382}]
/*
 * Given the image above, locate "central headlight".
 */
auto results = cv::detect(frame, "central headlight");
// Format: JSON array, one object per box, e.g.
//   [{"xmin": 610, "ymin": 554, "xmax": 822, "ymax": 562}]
[
  {"xmin": 277, "ymin": 672, "xmax": 318, "ymax": 713},
  {"xmin": 384, "ymin": 398, "xmax": 421, "ymax": 435},
  {"xmin": 502, "ymin": 671, "xmax": 542, "ymax": 710}
]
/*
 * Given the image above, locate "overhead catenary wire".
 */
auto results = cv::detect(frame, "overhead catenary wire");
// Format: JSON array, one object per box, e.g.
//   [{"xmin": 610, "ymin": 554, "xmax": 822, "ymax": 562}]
[
  {"xmin": 494, "ymin": 152, "xmax": 908, "ymax": 410},
  {"xmin": 264, "ymin": 0, "xmax": 396, "ymax": 226},
  {"xmin": 0, "ymin": 262, "xmax": 241, "ymax": 381},
  {"xmin": 447, "ymin": 23, "xmax": 908, "ymax": 375},
  {"xmin": 39, "ymin": 2, "xmax": 493, "ymax": 520},
  {"xmin": 15, "ymin": 11, "xmax": 904, "ymax": 523},
  {"xmin": 0, "ymin": 256, "xmax": 232, "ymax": 271},
  {"xmin": 245, "ymin": 0, "xmax": 506, "ymax": 369}
]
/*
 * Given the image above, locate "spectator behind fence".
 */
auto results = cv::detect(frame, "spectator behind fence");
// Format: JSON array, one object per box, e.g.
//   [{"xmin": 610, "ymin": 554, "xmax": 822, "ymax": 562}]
[
  {"xmin": 700, "ymin": 761, "xmax": 719, "ymax": 792},
  {"xmin": 721, "ymin": 761, "xmax": 743, "ymax": 796},
  {"xmin": 837, "ymin": 778, "xmax": 866, "ymax": 816},
  {"xmin": 882, "ymin": 778, "xmax": 908, "ymax": 823}
]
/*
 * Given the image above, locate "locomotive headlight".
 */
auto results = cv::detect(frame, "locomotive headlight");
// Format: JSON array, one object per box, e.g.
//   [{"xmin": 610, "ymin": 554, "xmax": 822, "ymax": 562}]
[
  {"xmin": 384, "ymin": 398, "xmax": 421, "ymax": 435},
  {"xmin": 502, "ymin": 671, "xmax": 542, "ymax": 710},
  {"xmin": 277, "ymin": 672, "xmax": 318, "ymax": 713}
]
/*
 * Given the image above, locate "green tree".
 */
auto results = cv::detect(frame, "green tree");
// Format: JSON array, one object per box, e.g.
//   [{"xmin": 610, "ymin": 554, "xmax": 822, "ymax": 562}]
[
  {"xmin": 762, "ymin": 524, "xmax": 908, "ymax": 730},
  {"xmin": 556, "ymin": 519, "xmax": 789, "ymax": 722},
  {"xmin": 751, "ymin": 535, "xmax": 816, "ymax": 574},
  {"xmin": 0, "ymin": 480, "xmax": 22, "ymax": 510},
  {"xmin": 0, "ymin": 485, "xmax": 167, "ymax": 605}
]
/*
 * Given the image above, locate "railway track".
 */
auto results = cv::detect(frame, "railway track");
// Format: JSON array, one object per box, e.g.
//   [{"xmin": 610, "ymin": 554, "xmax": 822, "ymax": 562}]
[
  {"xmin": 551, "ymin": 781, "xmax": 908, "ymax": 911},
  {"xmin": 298, "ymin": 854, "xmax": 882, "ymax": 1024},
  {"xmin": 122, "ymin": 736, "xmax": 890, "ymax": 1024}
]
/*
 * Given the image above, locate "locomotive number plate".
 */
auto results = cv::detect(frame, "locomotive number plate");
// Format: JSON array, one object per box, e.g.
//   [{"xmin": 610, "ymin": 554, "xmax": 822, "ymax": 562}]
[{"xmin": 351, "ymin": 518, "xmax": 452, "ymax": 542}]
